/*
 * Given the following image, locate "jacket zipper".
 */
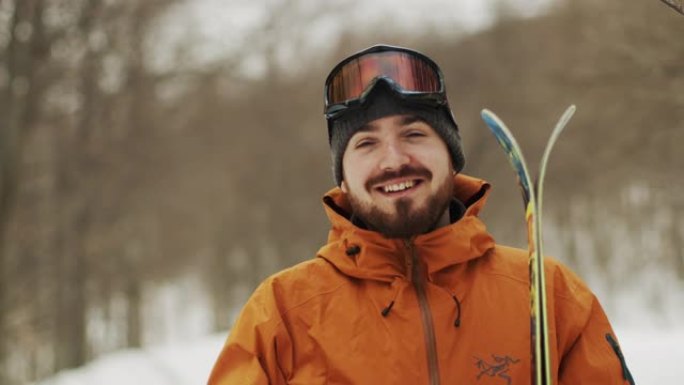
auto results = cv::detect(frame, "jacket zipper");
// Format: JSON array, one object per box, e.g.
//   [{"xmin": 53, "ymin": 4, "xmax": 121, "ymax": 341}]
[{"xmin": 405, "ymin": 240, "xmax": 441, "ymax": 385}]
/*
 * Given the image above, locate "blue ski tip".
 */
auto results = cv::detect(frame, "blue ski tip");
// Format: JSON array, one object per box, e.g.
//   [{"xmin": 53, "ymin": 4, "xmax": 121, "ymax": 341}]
[
  {"xmin": 480, "ymin": 109, "xmax": 513, "ymax": 151},
  {"xmin": 480, "ymin": 109, "xmax": 504, "ymax": 137},
  {"xmin": 480, "ymin": 109, "xmax": 498, "ymax": 129}
]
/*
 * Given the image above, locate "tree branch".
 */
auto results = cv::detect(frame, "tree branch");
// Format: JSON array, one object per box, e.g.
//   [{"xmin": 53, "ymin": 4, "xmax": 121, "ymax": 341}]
[{"xmin": 659, "ymin": 0, "xmax": 684, "ymax": 15}]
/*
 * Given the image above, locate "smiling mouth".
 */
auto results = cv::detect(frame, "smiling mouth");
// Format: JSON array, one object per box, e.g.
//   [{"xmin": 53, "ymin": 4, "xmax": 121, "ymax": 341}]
[{"xmin": 377, "ymin": 179, "xmax": 423, "ymax": 195}]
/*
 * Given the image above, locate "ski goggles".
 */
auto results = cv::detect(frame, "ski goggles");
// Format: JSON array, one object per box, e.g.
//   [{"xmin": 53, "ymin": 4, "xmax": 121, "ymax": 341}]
[{"xmin": 324, "ymin": 45, "xmax": 448, "ymax": 120}]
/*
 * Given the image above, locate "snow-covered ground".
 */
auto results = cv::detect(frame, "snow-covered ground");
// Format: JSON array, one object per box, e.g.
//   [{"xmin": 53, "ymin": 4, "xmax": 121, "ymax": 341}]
[
  {"xmin": 37, "ymin": 327, "xmax": 683, "ymax": 385},
  {"xmin": 36, "ymin": 333, "xmax": 224, "ymax": 385},
  {"xmin": 618, "ymin": 328, "xmax": 684, "ymax": 385}
]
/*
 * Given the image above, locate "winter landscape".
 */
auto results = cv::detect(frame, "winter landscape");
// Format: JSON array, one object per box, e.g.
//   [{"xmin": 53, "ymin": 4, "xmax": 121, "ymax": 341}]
[{"xmin": 2, "ymin": 0, "xmax": 683, "ymax": 385}]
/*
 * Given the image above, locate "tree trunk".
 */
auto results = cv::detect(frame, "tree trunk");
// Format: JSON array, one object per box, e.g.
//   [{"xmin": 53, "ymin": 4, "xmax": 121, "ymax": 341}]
[
  {"xmin": 0, "ymin": 0, "xmax": 47, "ymax": 381},
  {"xmin": 126, "ymin": 280, "xmax": 142, "ymax": 348}
]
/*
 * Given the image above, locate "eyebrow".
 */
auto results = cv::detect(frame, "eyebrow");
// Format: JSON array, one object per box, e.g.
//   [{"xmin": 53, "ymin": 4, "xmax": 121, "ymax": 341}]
[{"xmin": 357, "ymin": 115, "xmax": 428, "ymax": 132}]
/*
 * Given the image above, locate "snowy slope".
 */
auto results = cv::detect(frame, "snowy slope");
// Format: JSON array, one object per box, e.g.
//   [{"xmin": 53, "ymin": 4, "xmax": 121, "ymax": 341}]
[
  {"xmin": 617, "ymin": 328, "xmax": 684, "ymax": 385},
  {"xmin": 37, "ymin": 334, "xmax": 224, "ymax": 385},
  {"xmin": 37, "ymin": 328, "xmax": 683, "ymax": 385}
]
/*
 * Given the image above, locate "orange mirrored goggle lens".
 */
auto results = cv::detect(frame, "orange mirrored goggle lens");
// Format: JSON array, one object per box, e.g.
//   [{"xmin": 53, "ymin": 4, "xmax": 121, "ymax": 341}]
[{"xmin": 326, "ymin": 51, "xmax": 442, "ymax": 106}]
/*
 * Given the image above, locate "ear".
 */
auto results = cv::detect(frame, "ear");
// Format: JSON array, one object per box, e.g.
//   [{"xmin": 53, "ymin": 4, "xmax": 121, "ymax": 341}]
[{"xmin": 340, "ymin": 180, "xmax": 349, "ymax": 193}]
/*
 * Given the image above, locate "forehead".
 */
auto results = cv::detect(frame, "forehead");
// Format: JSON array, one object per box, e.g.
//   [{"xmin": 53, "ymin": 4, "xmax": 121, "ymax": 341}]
[{"xmin": 355, "ymin": 114, "xmax": 434, "ymax": 134}]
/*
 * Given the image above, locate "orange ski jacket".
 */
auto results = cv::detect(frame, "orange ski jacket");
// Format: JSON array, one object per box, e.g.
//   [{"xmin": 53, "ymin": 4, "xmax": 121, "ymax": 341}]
[{"xmin": 208, "ymin": 175, "xmax": 633, "ymax": 385}]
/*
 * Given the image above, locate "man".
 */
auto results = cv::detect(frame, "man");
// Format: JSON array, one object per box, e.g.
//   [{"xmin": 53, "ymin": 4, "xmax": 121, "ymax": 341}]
[{"xmin": 208, "ymin": 45, "xmax": 634, "ymax": 385}]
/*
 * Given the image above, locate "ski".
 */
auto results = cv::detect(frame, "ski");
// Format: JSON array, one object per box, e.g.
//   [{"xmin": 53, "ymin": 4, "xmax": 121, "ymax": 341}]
[{"xmin": 480, "ymin": 105, "xmax": 576, "ymax": 385}]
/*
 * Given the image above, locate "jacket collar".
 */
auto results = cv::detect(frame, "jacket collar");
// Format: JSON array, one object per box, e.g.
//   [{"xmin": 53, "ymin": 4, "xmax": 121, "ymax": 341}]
[{"xmin": 317, "ymin": 174, "xmax": 496, "ymax": 283}]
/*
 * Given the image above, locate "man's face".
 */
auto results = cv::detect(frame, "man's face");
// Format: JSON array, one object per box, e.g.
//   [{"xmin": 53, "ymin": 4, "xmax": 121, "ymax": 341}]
[{"xmin": 340, "ymin": 114, "xmax": 454, "ymax": 238}]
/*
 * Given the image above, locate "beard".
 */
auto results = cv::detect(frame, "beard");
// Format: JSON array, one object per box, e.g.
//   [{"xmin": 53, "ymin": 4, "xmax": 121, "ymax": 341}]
[{"xmin": 346, "ymin": 165, "xmax": 454, "ymax": 239}]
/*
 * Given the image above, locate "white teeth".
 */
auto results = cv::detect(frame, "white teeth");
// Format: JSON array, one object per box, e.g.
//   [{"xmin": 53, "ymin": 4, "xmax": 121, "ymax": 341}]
[{"xmin": 383, "ymin": 180, "xmax": 415, "ymax": 193}]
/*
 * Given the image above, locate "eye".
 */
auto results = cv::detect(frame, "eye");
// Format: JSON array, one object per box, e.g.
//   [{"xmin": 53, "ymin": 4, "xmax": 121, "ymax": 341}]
[
  {"xmin": 405, "ymin": 130, "xmax": 426, "ymax": 138},
  {"xmin": 354, "ymin": 138, "xmax": 376, "ymax": 149}
]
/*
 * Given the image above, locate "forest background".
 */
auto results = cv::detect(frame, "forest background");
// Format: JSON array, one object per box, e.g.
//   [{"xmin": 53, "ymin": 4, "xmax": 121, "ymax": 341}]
[{"xmin": 1, "ymin": 0, "xmax": 683, "ymax": 384}]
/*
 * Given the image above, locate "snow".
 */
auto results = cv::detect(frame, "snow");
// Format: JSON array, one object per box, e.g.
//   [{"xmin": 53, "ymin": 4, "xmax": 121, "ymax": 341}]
[
  {"xmin": 618, "ymin": 329, "xmax": 684, "ymax": 385},
  {"xmin": 36, "ymin": 334, "xmax": 225, "ymax": 385},
  {"xmin": 37, "ymin": 327, "xmax": 683, "ymax": 385}
]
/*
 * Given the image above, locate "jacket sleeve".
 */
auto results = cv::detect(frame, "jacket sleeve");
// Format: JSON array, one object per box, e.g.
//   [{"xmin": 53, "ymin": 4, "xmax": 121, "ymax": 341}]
[
  {"xmin": 553, "ymin": 265, "xmax": 635, "ymax": 385},
  {"xmin": 207, "ymin": 280, "xmax": 292, "ymax": 385}
]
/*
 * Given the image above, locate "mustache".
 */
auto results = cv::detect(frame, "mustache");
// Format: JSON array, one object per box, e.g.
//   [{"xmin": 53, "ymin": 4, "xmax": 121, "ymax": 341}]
[{"xmin": 365, "ymin": 165, "xmax": 432, "ymax": 190}]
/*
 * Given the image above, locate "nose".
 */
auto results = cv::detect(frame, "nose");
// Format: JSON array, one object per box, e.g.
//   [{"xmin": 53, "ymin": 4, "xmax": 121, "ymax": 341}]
[{"xmin": 378, "ymin": 140, "xmax": 410, "ymax": 171}]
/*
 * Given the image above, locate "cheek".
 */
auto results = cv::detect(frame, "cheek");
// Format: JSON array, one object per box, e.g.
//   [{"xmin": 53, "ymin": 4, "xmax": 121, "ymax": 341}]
[
  {"xmin": 418, "ymin": 149, "xmax": 452, "ymax": 181},
  {"xmin": 342, "ymin": 155, "xmax": 371, "ymax": 191}
]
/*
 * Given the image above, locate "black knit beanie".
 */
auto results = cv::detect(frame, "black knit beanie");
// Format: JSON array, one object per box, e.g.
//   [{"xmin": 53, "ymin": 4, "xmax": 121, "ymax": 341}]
[{"xmin": 329, "ymin": 84, "xmax": 465, "ymax": 186}]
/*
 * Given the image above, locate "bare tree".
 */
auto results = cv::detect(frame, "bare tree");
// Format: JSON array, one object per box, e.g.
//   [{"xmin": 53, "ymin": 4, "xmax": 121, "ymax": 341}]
[
  {"xmin": 0, "ymin": 0, "xmax": 50, "ymax": 381},
  {"xmin": 659, "ymin": 0, "xmax": 684, "ymax": 15},
  {"xmin": 0, "ymin": 0, "xmax": 180, "ymax": 382}
]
